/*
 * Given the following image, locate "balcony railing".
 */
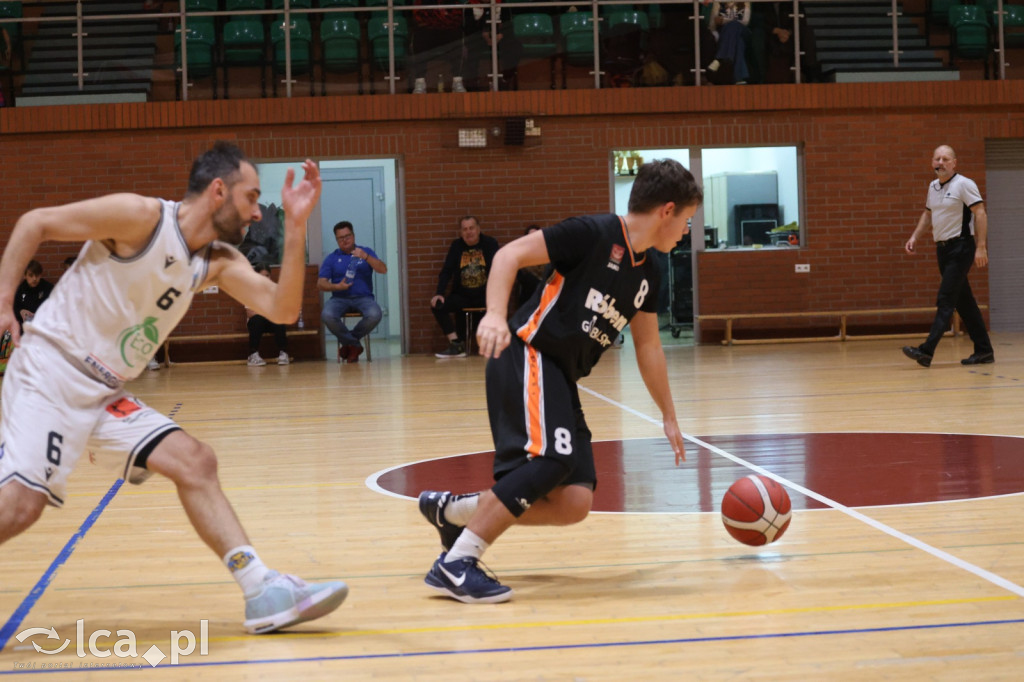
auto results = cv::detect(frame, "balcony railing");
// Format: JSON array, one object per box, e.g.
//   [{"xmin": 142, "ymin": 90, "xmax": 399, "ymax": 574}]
[{"xmin": 0, "ymin": 0, "xmax": 1020, "ymax": 104}]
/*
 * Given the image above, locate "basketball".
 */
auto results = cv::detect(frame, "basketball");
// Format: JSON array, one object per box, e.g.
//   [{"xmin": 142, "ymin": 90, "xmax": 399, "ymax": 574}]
[{"xmin": 721, "ymin": 475, "xmax": 792, "ymax": 546}]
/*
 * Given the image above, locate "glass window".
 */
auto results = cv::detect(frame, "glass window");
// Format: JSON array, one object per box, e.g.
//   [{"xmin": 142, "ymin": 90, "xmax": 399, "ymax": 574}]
[
  {"xmin": 701, "ymin": 146, "xmax": 801, "ymax": 249},
  {"xmin": 242, "ymin": 161, "xmax": 316, "ymax": 266},
  {"xmin": 612, "ymin": 148, "xmax": 692, "ymax": 214}
]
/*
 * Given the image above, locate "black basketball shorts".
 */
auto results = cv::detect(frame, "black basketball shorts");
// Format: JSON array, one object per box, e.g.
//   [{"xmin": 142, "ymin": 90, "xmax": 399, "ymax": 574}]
[{"xmin": 485, "ymin": 335, "xmax": 596, "ymax": 487}]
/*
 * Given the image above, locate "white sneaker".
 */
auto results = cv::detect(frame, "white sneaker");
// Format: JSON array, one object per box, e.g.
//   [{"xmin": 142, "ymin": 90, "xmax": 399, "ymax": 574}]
[
  {"xmin": 708, "ymin": 59, "xmax": 720, "ymax": 73},
  {"xmin": 277, "ymin": 351, "xmax": 289, "ymax": 366},
  {"xmin": 248, "ymin": 352, "xmax": 266, "ymax": 367},
  {"xmin": 146, "ymin": 359, "xmax": 161, "ymax": 371},
  {"xmin": 243, "ymin": 571, "xmax": 349, "ymax": 634},
  {"xmin": 452, "ymin": 76, "xmax": 466, "ymax": 93},
  {"xmin": 412, "ymin": 77, "xmax": 427, "ymax": 94}
]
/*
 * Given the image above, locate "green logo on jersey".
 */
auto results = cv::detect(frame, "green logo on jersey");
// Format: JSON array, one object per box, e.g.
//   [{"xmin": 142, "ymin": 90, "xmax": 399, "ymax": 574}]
[{"xmin": 117, "ymin": 317, "xmax": 160, "ymax": 368}]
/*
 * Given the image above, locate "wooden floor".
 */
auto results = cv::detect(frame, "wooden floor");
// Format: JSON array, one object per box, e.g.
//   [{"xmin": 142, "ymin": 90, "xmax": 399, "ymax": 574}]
[{"xmin": 1, "ymin": 332, "xmax": 1023, "ymax": 679}]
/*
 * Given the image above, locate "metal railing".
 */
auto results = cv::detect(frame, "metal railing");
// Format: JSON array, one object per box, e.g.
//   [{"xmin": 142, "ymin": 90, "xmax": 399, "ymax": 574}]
[{"xmin": 0, "ymin": 0, "xmax": 1018, "ymax": 102}]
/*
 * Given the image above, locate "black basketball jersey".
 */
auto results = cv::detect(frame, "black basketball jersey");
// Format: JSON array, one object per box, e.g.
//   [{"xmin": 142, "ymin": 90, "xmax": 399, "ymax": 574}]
[{"xmin": 509, "ymin": 214, "xmax": 661, "ymax": 382}]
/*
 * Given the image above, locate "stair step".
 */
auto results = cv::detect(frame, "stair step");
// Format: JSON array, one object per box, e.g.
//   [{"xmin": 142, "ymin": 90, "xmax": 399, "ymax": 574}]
[
  {"xmin": 831, "ymin": 70, "xmax": 960, "ymax": 83},
  {"xmin": 42, "ymin": 1, "xmax": 151, "ymax": 16},
  {"xmin": 818, "ymin": 48, "xmax": 943, "ymax": 61},
  {"xmin": 804, "ymin": 4, "xmax": 905, "ymax": 17},
  {"xmin": 23, "ymin": 71, "xmax": 153, "ymax": 88},
  {"xmin": 20, "ymin": 85, "xmax": 151, "ymax": 98},
  {"xmin": 33, "ymin": 45, "xmax": 156, "ymax": 58},
  {"xmin": 808, "ymin": 17, "xmax": 919, "ymax": 28},
  {"xmin": 821, "ymin": 60, "xmax": 945, "ymax": 70},
  {"xmin": 818, "ymin": 38, "xmax": 928, "ymax": 50},
  {"xmin": 35, "ymin": 22, "xmax": 159, "ymax": 38},
  {"xmin": 26, "ymin": 58, "xmax": 155, "ymax": 73},
  {"xmin": 815, "ymin": 27, "xmax": 921, "ymax": 38}
]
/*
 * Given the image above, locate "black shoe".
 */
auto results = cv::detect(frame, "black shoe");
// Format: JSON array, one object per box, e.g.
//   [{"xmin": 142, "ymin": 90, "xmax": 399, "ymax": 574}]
[
  {"xmin": 419, "ymin": 490, "xmax": 469, "ymax": 551},
  {"xmin": 435, "ymin": 341, "xmax": 466, "ymax": 359},
  {"xmin": 961, "ymin": 352, "xmax": 994, "ymax": 366},
  {"xmin": 424, "ymin": 552, "xmax": 512, "ymax": 604},
  {"xmin": 902, "ymin": 346, "xmax": 933, "ymax": 368}
]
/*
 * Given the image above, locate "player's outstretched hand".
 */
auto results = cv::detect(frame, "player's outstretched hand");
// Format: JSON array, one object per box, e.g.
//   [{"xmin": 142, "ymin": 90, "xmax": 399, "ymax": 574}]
[
  {"xmin": 476, "ymin": 311, "xmax": 510, "ymax": 359},
  {"xmin": 281, "ymin": 159, "xmax": 322, "ymax": 226},
  {"xmin": 664, "ymin": 418, "xmax": 686, "ymax": 465}
]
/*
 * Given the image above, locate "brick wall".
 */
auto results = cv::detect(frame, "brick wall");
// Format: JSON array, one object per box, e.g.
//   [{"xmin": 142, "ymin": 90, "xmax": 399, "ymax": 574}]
[{"xmin": 1, "ymin": 83, "xmax": 1022, "ymax": 352}]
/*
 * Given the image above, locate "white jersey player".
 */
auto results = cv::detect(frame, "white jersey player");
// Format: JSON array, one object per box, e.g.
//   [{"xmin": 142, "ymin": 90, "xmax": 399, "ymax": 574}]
[{"xmin": 0, "ymin": 142, "xmax": 348, "ymax": 634}]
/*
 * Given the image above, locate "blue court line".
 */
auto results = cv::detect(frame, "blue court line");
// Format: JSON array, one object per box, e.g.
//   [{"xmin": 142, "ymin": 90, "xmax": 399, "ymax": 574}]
[
  {"xmin": 0, "ymin": 479, "xmax": 124, "ymax": 652},
  {"xmin": 2, "ymin": 616, "xmax": 1021, "ymax": 674}
]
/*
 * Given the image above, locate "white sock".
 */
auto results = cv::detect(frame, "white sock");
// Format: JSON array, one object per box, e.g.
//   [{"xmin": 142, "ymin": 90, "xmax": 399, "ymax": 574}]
[
  {"xmin": 445, "ymin": 529, "xmax": 489, "ymax": 563},
  {"xmin": 223, "ymin": 545, "xmax": 271, "ymax": 595},
  {"xmin": 445, "ymin": 493, "xmax": 479, "ymax": 526}
]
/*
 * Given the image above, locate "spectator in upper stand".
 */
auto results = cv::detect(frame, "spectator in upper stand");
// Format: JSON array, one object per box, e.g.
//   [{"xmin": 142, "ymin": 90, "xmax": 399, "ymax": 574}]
[
  {"xmin": 708, "ymin": 1, "xmax": 752, "ymax": 85},
  {"xmin": 431, "ymin": 215, "xmax": 499, "ymax": 358},
  {"xmin": 761, "ymin": 1, "xmax": 820, "ymax": 84},
  {"xmin": 14, "ymin": 260, "xmax": 54, "ymax": 334},
  {"xmin": 410, "ymin": 0, "xmax": 469, "ymax": 93},
  {"xmin": 318, "ymin": 221, "xmax": 387, "ymax": 364},
  {"xmin": 462, "ymin": 0, "xmax": 522, "ymax": 92},
  {"xmin": 644, "ymin": 4, "xmax": 717, "ymax": 86},
  {"xmin": 245, "ymin": 263, "xmax": 289, "ymax": 367}
]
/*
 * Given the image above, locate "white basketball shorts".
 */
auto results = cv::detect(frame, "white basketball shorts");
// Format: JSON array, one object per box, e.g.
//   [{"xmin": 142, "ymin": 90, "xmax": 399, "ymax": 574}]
[{"xmin": 0, "ymin": 337, "xmax": 179, "ymax": 507}]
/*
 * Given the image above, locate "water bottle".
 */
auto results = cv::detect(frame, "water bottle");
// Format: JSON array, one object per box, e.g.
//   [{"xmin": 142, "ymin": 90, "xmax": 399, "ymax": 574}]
[
  {"xmin": 344, "ymin": 256, "xmax": 363, "ymax": 283},
  {"xmin": 297, "ymin": 310, "xmax": 305, "ymax": 329}
]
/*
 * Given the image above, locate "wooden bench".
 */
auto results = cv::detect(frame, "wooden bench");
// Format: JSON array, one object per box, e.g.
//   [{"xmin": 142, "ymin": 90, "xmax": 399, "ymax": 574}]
[
  {"xmin": 160, "ymin": 329, "xmax": 321, "ymax": 365},
  {"xmin": 697, "ymin": 306, "xmax": 987, "ymax": 346}
]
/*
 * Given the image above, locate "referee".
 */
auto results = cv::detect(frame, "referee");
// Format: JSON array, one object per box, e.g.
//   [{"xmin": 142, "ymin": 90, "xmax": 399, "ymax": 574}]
[{"xmin": 902, "ymin": 145, "xmax": 994, "ymax": 367}]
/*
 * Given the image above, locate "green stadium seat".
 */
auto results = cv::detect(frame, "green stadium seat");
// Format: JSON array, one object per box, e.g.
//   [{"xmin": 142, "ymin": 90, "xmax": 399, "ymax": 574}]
[
  {"xmin": 320, "ymin": 14, "xmax": 362, "ymax": 95},
  {"xmin": 223, "ymin": 17, "xmax": 267, "ymax": 97},
  {"xmin": 367, "ymin": 13, "xmax": 409, "ymax": 94},
  {"xmin": 271, "ymin": 15, "xmax": 313, "ymax": 96}
]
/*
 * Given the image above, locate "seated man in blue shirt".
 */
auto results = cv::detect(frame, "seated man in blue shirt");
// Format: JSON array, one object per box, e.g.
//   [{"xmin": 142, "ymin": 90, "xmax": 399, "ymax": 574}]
[{"xmin": 317, "ymin": 221, "xmax": 388, "ymax": 363}]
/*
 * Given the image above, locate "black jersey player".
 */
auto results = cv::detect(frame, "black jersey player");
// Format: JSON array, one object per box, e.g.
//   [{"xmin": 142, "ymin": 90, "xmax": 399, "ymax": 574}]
[{"xmin": 419, "ymin": 159, "xmax": 703, "ymax": 603}]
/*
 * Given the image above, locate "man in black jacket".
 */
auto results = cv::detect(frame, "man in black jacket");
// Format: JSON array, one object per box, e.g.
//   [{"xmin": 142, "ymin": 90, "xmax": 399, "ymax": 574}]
[{"xmin": 431, "ymin": 215, "xmax": 499, "ymax": 358}]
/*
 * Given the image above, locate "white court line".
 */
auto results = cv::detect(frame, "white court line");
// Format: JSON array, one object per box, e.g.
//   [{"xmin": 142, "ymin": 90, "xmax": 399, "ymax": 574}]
[{"xmin": 578, "ymin": 384, "xmax": 1024, "ymax": 599}]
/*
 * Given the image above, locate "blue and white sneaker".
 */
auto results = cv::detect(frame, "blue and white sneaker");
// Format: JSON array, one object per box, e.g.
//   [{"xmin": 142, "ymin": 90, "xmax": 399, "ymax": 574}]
[
  {"xmin": 243, "ymin": 571, "xmax": 349, "ymax": 634},
  {"xmin": 419, "ymin": 490, "xmax": 471, "ymax": 551},
  {"xmin": 424, "ymin": 553, "xmax": 513, "ymax": 604}
]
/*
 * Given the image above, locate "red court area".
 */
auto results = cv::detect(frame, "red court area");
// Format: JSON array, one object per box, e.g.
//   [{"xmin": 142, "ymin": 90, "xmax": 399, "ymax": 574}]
[{"xmin": 376, "ymin": 433, "xmax": 1024, "ymax": 512}]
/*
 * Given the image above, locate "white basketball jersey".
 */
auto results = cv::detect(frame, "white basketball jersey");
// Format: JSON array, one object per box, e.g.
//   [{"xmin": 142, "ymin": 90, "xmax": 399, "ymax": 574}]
[{"xmin": 27, "ymin": 199, "xmax": 211, "ymax": 384}]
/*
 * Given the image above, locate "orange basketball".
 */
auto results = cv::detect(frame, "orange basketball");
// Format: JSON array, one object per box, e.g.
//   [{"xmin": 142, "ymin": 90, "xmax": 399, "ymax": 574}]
[{"xmin": 721, "ymin": 475, "xmax": 792, "ymax": 546}]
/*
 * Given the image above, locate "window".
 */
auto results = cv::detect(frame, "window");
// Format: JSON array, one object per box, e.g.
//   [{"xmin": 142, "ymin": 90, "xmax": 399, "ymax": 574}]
[
  {"xmin": 701, "ymin": 146, "xmax": 801, "ymax": 249},
  {"xmin": 242, "ymin": 161, "xmax": 313, "ymax": 266}
]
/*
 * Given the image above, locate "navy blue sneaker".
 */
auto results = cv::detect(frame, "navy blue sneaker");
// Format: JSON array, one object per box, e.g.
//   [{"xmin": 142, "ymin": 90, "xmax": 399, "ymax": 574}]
[
  {"xmin": 419, "ymin": 490, "xmax": 471, "ymax": 550},
  {"xmin": 424, "ymin": 553, "xmax": 513, "ymax": 604}
]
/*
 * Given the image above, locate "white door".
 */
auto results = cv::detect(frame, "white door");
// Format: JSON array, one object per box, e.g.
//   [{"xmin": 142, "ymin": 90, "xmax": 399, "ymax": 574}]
[{"xmin": 320, "ymin": 166, "xmax": 389, "ymax": 340}]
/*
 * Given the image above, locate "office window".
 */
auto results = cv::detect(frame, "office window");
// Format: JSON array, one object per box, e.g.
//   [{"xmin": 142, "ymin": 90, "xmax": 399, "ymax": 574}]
[
  {"xmin": 701, "ymin": 147, "xmax": 801, "ymax": 249},
  {"xmin": 612, "ymin": 148, "xmax": 692, "ymax": 214}
]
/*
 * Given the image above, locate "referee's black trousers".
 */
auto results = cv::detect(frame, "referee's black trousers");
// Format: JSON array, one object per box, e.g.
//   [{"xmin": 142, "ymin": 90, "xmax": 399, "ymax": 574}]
[{"xmin": 920, "ymin": 237, "xmax": 993, "ymax": 356}]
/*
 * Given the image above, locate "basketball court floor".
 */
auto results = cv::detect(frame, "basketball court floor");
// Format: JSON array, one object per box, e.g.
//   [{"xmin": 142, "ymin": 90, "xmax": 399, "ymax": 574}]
[{"xmin": 1, "ymin": 332, "xmax": 1022, "ymax": 679}]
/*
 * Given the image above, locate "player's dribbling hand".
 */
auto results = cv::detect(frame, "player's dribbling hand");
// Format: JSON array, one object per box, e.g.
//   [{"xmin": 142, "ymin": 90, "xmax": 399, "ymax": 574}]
[
  {"xmin": 664, "ymin": 418, "xmax": 686, "ymax": 465},
  {"xmin": 476, "ymin": 311, "xmax": 510, "ymax": 359}
]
